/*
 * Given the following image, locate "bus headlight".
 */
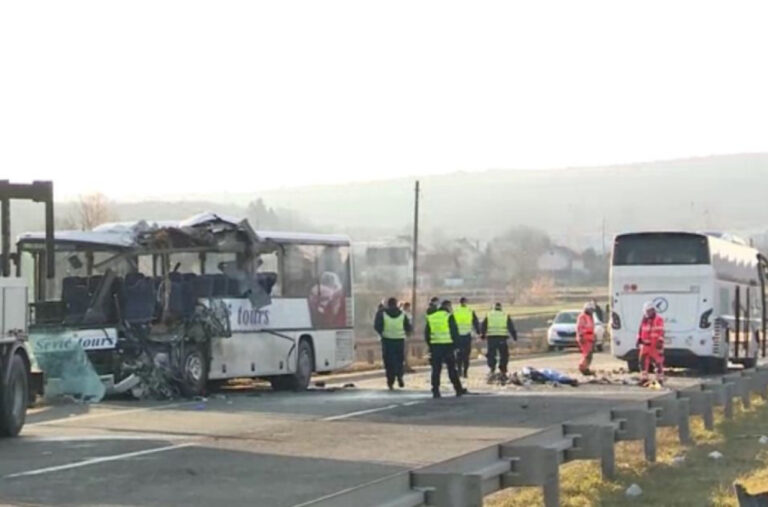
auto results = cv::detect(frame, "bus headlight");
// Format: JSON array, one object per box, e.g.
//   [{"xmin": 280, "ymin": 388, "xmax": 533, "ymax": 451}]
[
  {"xmin": 611, "ymin": 312, "xmax": 621, "ymax": 330},
  {"xmin": 699, "ymin": 309, "xmax": 713, "ymax": 329}
]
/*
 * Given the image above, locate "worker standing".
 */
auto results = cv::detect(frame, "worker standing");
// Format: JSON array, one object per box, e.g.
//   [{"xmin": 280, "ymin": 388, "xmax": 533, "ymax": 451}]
[
  {"xmin": 576, "ymin": 302, "xmax": 597, "ymax": 375},
  {"xmin": 637, "ymin": 301, "xmax": 665, "ymax": 385},
  {"xmin": 481, "ymin": 302, "xmax": 517, "ymax": 382},
  {"xmin": 374, "ymin": 297, "xmax": 412, "ymax": 390},
  {"xmin": 425, "ymin": 300, "xmax": 466, "ymax": 398},
  {"xmin": 453, "ymin": 297, "xmax": 480, "ymax": 378}
]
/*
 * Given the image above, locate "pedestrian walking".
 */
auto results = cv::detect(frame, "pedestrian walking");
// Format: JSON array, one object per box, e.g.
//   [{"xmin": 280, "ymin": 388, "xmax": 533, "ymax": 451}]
[
  {"xmin": 577, "ymin": 302, "xmax": 597, "ymax": 375},
  {"xmin": 452, "ymin": 297, "xmax": 479, "ymax": 378},
  {"xmin": 374, "ymin": 297, "xmax": 412, "ymax": 390},
  {"xmin": 481, "ymin": 302, "xmax": 517, "ymax": 382},
  {"xmin": 425, "ymin": 300, "xmax": 466, "ymax": 398}
]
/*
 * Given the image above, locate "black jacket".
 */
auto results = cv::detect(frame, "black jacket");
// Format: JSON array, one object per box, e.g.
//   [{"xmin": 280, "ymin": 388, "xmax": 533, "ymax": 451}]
[
  {"xmin": 424, "ymin": 307, "xmax": 458, "ymax": 344},
  {"xmin": 481, "ymin": 315, "xmax": 518, "ymax": 341},
  {"xmin": 374, "ymin": 307, "xmax": 412, "ymax": 337}
]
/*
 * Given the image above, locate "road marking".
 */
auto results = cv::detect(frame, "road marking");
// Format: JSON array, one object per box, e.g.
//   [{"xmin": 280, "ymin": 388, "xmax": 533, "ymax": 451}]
[
  {"xmin": 4, "ymin": 443, "xmax": 194, "ymax": 479},
  {"xmin": 321, "ymin": 400, "xmax": 425, "ymax": 421},
  {"xmin": 25, "ymin": 434, "xmax": 188, "ymax": 442},
  {"xmin": 26, "ymin": 401, "xmax": 194, "ymax": 427}
]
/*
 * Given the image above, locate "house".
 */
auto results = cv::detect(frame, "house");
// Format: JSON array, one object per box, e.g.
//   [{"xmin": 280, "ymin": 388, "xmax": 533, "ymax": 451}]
[{"xmin": 537, "ymin": 246, "xmax": 588, "ymax": 279}]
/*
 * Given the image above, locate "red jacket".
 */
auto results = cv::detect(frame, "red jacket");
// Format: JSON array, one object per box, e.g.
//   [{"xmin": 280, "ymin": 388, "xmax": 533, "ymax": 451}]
[
  {"xmin": 577, "ymin": 312, "xmax": 595, "ymax": 343},
  {"xmin": 638, "ymin": 315, "xmax": 665, "ymax": 350}
]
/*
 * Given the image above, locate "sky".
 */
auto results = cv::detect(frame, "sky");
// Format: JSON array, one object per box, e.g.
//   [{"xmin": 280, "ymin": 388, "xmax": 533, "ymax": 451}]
[{"xmin": 2, "ymin": 0, "xmax": 767, "ymax": 200}]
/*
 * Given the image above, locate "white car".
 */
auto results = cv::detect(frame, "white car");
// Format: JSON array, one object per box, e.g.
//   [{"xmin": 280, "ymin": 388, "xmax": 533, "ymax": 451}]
[{"xmin": 546, "ymin": 310, "xmax": 607, "ymax": 352}]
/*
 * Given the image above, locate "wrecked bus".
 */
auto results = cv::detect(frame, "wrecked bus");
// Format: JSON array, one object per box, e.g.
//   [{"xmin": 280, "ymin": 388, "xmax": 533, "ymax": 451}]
[{"xmin": 17, "ymin": 213, "xmax": 355, "ymax": 398}]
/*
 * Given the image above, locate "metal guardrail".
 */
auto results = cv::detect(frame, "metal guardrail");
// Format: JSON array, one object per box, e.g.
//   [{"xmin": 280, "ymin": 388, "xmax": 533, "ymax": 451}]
[{"xmin": 298, "ymin": 366, "xmax": 768, "ymax": 507}]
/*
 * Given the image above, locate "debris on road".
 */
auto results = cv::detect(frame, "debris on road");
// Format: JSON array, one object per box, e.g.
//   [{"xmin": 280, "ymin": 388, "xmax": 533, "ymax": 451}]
[
  {"xmin": 709, "ymin": 451, "xmax": 724, "ymax": 460},
  {"xmin": 625, "ymin": 483, "xmax": 643, "ymax": 498},
  {"xmin": 31, "ymin": 333, "xmax": 106, "ymax": 403},
  {"xmin": 760, "ymin": 435, "xmax": 768, "ymax": 445},
  {"xmin": 671, "ymin": 455, "xmax": 686, "ymax": 466}
]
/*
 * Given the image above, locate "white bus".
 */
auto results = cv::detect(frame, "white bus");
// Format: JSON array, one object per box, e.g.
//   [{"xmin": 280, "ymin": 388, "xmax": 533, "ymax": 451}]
[
  {"xmin": 610, "ymin": 231, "xmax": 767, "ymax": 374},
  {"xmin": 17, "ymin": 213, "xmax": 355, "ymax": 396}
]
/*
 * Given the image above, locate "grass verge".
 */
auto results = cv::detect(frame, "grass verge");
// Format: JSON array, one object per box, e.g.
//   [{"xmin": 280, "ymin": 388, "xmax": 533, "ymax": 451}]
[{"xmin": 485, "ymin": 394, "xmax": 768, "ymax": 506}]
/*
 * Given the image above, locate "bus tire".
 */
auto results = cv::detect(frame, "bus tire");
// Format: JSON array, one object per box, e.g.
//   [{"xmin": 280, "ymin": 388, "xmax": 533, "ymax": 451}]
[
  {"xmin": 270, "ymin": 340, "xmax": 314, "ymax": 392},
  {"xmin": 180, "ymin": 344, "xmax": 209, "ymax": 398},
  {"xmin": 627, "ymin": 358, "xmax": 639, "ymax": 373},
  {"xmin": 0, "ymin": 354, "xmax": 29, "ymax": 437}
]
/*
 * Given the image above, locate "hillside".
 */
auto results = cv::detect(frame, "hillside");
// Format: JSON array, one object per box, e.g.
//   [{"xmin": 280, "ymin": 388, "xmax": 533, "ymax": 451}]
[{"xmin": 7, "ymin": 153, "xmax": 768, "ymax": 249}]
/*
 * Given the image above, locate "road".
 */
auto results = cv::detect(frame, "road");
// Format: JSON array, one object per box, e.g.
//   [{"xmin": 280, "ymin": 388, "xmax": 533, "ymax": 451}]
[{"xmin": 0, "ymin": 350, "xmax": 718, "ymax": 506}]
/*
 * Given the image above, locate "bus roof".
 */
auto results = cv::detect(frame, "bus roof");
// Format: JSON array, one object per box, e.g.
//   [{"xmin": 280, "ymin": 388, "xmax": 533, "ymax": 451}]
[{"xmin": 18, "ymin": 212, "xmax": 351, "ymax": 250}]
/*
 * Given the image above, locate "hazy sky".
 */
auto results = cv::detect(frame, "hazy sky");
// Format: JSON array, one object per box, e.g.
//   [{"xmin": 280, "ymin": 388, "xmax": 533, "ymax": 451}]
[{"xmin": 2, "ymin": 1, "xmax": 767, "ymax": 200}]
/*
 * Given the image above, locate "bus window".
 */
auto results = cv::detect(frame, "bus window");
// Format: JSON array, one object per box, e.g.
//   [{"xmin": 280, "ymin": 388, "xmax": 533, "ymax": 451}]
[
  {"xmin": 283, "ymin": 245, "xmax": 318, "ymax": 298},
  {"xmin": 254, "ymin": 251, "xmax": 280, "ymax": 297},
  {"xmin": 613, "ymin": 233, "xmax": 710, "ymax": 265}
]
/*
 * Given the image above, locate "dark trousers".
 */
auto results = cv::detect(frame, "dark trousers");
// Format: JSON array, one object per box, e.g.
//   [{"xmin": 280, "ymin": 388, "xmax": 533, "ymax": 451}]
[
  {"xmin": 454, "ymin": 334, "xmax": 472, "ymax": 376},
  {"xmin": 381, "ymin": 338, "xmax": 405, "ymax": 387},
  {"xmin": 486, "ymin": 337, "xmax": 509, "ymax": 373},
  {"xmin": 430, "ymin": 343, "xmax": 463, "ymax": 394}
]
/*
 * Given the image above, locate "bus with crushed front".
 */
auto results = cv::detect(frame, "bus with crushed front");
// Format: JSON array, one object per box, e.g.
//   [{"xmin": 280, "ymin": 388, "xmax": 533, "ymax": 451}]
[
  {"xmin": 17, "ymin": 213, "xmax": 355, "ymax": 397},
  {"xmin": 610, "ymin": 231, "xmax": 767, "ymax": 374}
]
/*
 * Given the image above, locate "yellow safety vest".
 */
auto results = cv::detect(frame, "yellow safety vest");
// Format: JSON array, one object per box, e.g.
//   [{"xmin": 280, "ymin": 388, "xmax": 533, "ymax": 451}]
[
  {"xmin": 486, "ymin": 310, "xmax": 508, "ymax": 337},
  {"xmin": 453, "ymin": 306, "xmax": 473, "ymax": 335},
  {"xmin": 427, "ymin": 310, "xmax": 452, "ymax": 344},
  {"xmin": 382, "ymin": 313, "xmax": 406, "ymax": 340}
]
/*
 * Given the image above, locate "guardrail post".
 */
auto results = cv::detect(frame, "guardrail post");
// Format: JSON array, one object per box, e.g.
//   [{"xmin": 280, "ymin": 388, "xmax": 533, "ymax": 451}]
[
  {"xmin": 501, "ymin": 446, "xmax": 561, "ymax": 507},
  {"xmin": 703, "ymin": 382, "xmax": 734, "ymax": 419},
  {"xmin": 611, "ymin": 408, "xmax": 657, "ymax": 462},
  {"xmin": 649, "ymin": 396, "xmax": 691, "ymax": 445},
  {"xmin": 724, "ymin": 373, "xmax": 751, "ymax": 409},
  {"xmin": 412, "ymin": 472, "xmax": 482, "ymax": 507},
  {"xmin": 755, "ymin": 365, "xmax": 768, "ymax": 400},
  {"xmin": 563, "ymin": 423, "xmax": 617, "ymax": 479},
  {"xmin": 678, "ymin": 388, "xmax": 715, "ymax": 431}
]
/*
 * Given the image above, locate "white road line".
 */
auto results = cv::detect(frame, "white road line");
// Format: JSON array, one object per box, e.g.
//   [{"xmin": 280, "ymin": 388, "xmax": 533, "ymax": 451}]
[
  {"xmin": 26, "ymin": 401, "xmax": 194, "ymax": 427},
  {"xmin": 4, "ymin": 443, "xmax": 194, "ymax": 479},
  {"xmin": 321, "ymin": 400, "xmax": 425, "ymax": 421},
  {"xmin": 321, "ymin": 404, "xmax": 400, "ymax": 421},
  {"xmin": 25, "ymin": 434, "xmax": 188, "ymax": 442}
]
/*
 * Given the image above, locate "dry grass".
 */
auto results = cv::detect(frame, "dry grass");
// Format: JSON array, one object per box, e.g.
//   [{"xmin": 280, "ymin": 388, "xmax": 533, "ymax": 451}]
[{"xmin": 485, "ymin": 394, "xmax": 768, "ymax": 506}]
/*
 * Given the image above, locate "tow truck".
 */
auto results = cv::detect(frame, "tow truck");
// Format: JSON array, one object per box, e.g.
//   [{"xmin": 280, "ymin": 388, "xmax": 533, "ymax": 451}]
[{"xmin": 0, "ymin": 181, "xmax": 53, "ymax": 436}]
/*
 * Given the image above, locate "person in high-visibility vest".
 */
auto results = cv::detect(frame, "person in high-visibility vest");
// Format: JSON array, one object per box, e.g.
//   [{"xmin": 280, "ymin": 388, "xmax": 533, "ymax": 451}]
[
  {"xmin": 637, "ymin": 301, "xmax": 665, "ymax": 385},
  {"xmin": 425, "ymin": 300, "xmax": 466, "ymax": 398},
  {"xmin": 481, "ymin": 302, "xmax": 518, "ymax": 381},
  {"xmin": 577, "ymin": 302, "xmax": 597, "ymax": 375},
  {"xmin": 453, "ymin": 297, "xmax": 480, "ymax": 378},
  {"xmin": 374, "ymin": 297, "xmax": 413, "ymax": 390}
]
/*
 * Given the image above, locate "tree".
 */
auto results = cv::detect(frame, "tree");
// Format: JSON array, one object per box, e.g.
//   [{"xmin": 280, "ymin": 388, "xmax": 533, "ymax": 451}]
[
  {"xmin": 477, "ymin": 227, "xmax": 552, "ymax": 296},
  {"xmin": 77, "ymin": 193, "xmax": 117, "ymax": 230}
]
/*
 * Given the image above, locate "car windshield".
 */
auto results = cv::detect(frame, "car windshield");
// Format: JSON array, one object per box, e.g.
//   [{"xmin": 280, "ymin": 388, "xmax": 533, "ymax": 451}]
[{"xmin": 554, "ymin": 312, "xmax": 578, "ymax": 324}]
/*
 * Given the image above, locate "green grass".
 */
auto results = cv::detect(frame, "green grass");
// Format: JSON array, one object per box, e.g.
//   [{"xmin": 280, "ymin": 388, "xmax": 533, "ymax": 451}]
[{"xmin": 485, "ymin": 394, "xmax": 768, "ymax": 506}]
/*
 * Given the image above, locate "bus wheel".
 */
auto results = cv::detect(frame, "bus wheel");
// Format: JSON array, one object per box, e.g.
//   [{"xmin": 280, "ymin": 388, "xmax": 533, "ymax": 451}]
[
  {"xmin": 180, "ymin": 345, "xmax": 209, "ymax": 398},
  {"xmin": 627, "ymin": 358, "xmax": 639, "ymax": 373},
  {"xmin": 0, "ymin": 354, "xmax": 29, "ymax": 437},
  {"xmin": 270, "ymin": 340, "xmax": 314, "ymax": 392}
]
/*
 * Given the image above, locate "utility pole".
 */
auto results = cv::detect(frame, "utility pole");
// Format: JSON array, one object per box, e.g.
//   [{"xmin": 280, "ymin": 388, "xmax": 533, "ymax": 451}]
[{"xmin": 406, "ymin": 180, "xmax": 420, "ymax": 372}]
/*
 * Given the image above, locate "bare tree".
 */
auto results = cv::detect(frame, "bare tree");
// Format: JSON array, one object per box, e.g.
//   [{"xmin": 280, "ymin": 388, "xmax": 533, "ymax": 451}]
[{"xmin": 78, "ymin": 193, "xmax": 117, "ymax": 230}]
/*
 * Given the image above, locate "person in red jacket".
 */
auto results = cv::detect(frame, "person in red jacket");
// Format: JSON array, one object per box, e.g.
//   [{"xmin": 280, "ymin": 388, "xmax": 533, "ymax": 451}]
[
  {"xmin": 637, "ymin": 301, "xmax": 665, "ymax": 385},
  {"xmin": 576, "ymin": 302, "xmax": 596, "ymax": 375}
]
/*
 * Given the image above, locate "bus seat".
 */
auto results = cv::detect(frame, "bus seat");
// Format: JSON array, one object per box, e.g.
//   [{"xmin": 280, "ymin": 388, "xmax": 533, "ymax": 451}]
[
  {"xmin": 193, "ymin": 276, "xmax": 214, "ymax": 298},
  {"xmin": 120, "ymin": 277, "xmax": 156, "ymax": 324},
  {"xmin": 207, "ymin": 274, "xmax": 228, "ymax": 297}
]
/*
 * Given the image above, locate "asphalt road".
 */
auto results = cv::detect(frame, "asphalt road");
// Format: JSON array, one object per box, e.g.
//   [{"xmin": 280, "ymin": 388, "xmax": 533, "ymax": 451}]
[{"xmin": 0, "ymin": 350, "xmax": 725, "ymax": 506}]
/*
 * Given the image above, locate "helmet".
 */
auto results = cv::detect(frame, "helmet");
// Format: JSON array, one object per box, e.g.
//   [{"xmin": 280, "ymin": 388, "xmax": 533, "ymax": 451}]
[
  {"xmin": 643, "ymin": 301, "xmax": 656, "ymax": 314},
  {"xmin": 584, "ymin": 302, "xmax": 595, "ymax": 312}
]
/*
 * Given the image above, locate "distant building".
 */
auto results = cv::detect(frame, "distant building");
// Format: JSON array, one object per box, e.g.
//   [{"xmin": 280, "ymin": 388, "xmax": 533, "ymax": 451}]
[{"xmin": 537, "ymin": 246, "xmax": 588, "ymax": 280}]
